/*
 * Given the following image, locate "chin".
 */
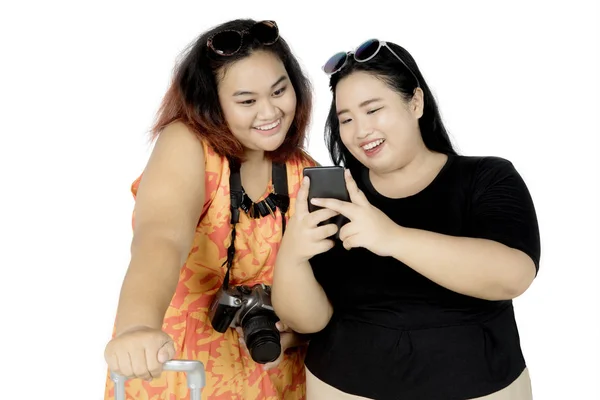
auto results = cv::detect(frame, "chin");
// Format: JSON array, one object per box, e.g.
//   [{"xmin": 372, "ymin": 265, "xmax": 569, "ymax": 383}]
[
  {"xmin": 257, "ymin": 134, "xmax": 287, "ymax": 153},
  {"xmin": 266, "ymin": 124, "xmax": 292, "ymax": 150},
  {"xmin": 357, "ymin": 155, "xmax": 395, "ymax": 174}
]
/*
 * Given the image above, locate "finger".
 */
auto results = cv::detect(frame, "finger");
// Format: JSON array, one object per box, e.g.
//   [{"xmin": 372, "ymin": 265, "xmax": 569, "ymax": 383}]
[
  {"xmin": 338, "ymin": 222, "xmax": 358, "ymax": 242},
  {"xmin": 117, "ymin": 352, "xmax": 134, "ymax": 378},
  {"xmin": 167, "ymin": 341, "xmax": 176, "ymax": 360},
  {"xmin": 310, "ymin": 198, "xmax": 356, "ymax": 219},
  {"xmin": 262, "ymin": 354, "xmax": 282, "ymax": 371},
  {"xmin": 238, "ymin": 337, "xmax": 249, "ymax": 356},
  {"xmin": 106, "ymin": 353, "xmax": 121, "ymax": 376},
  {"xmin": 295, "ymin": 176, "xmax": 310, "ymax": 216},
  {"xmin": 142, "ymin": 349, "xmax": 156, "ymax": 381},
  {"xmin": 342, "ymin": 235, "xmax": 358, "ymax": 251},
  {"xmin": 157, "ymin": 340, "xmax": 175, "ymax": 364},
  {"xmin": 276, "ymin": 321, "xmax": 290, "ymax": 332},
  {"xmin": 146, "ymin": 345, "xmax": 164, "ymax": 380},
  {"xmin": 306, "ymin": 208, "xmax": 339, "ymax": 227},
  {"xmin": 313, "ymin": 239, "xmax": 335, "ymax": 255},
  {"xmin": 236, "ymin": 327, "xmax": 249, "ymax": 355},
  {"xmin": 132, "ymin": 348, "xmax": 152, "ymax": 380},
  {"xmin": 313, "ymin": 223, "xmax": 339, "ymax": 241},
  {"xmin": 344, "ymin": 169, "xmax": 369, "ymax": 205}
]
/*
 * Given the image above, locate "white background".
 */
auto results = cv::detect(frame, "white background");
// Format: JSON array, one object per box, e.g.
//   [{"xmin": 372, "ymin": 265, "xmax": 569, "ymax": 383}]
[{"xmin": 1, "ymin": 1, "xmax": 598, "ymax": 399}]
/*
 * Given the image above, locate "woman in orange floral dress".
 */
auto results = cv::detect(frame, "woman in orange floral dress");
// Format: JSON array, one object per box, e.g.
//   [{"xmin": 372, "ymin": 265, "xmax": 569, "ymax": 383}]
[{"xmin": 103, "ymin": 19, "xmax": 320, "ymax": 400}]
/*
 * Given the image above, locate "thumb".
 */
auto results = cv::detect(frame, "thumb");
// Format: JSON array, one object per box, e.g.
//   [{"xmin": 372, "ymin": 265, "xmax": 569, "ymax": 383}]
[
  {"xmin": 157, "ymin": 340, "xmax": 176, "ymax": 363},
  {"xmin": 344, "ymin": 169, "xmax": 369, "ymax": 206},
  {"xmin": 295, "ymin": 176, "xmax": 310, "ymax": 216},
  {"xmin": 262, "ymin": 355, "xmax": 282, "ymax": 371},
  {"xmin": 276, "ymin": 321, "xmax": 290, "ymax": 332}
]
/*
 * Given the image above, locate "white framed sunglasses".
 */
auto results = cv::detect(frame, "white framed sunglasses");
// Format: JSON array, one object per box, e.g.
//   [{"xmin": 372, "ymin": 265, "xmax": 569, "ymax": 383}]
[{"xmin": 322, "ymin": 39, "xmax": 420, "ymax": 87}]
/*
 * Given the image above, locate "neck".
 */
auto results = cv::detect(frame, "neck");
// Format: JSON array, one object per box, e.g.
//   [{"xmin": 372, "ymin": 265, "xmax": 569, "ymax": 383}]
[
  {"xmin": 243, "ymin": 149, "xmax": 266, "ymax": 166},
  {"xmin": 240, "ymin": 149, "xmax": 270, "ymax": 180},
  {"xmin": 377, "ymin": 142, "xmax": 432, "ymax": 178},
  {"xmin": 370, "ymin": 145, "xmax": 446, "ymax": 198},
  {"xmin": 239, "ymin": 149, "xmax": 271, "ymax": 200}
]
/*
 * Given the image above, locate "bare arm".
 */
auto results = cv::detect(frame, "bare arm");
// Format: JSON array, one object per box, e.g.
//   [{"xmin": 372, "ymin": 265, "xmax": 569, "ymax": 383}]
[
  {"xmin": 272, "ymin": 257, "xmax": 333, "ymax": 334},
  {"xmin": 114, "ymin": 122, "xmax": 205, "ymax": 335},
  {"xmin": 271, "ymin": 177, "xmax": 336, "ymax": 334},
  {"xmin": 387, "ymin": 227, "xmax": 536, "ymax": 300}
]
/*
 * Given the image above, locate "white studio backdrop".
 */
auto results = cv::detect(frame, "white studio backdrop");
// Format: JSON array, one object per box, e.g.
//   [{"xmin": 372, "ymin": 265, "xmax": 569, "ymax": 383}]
[{"xmin": 0, "ymin": 1, "xmax": 598, "ymax": 399}]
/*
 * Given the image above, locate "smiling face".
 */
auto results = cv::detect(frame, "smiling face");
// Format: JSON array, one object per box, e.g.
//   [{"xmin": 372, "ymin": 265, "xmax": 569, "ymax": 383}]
[
  {"xmin": 335, "ymin": 71, "xmax": 425, "ymax": 174},
  {"xmin": 217, "ymin": 50, "xmax": 297, "ymax": 157}
]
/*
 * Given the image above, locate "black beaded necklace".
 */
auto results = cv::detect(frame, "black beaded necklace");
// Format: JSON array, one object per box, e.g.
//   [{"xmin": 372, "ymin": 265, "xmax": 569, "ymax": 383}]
[
  {"xmin": 236, "ymin": 163, "xmax": 289, "ymax": 219},
  {"xmin": 222, "ymin": 159, "xmax": 289, "ymax": 288},
  {"xmin": 240, "ymin": 189, "xmax": 286, "ymax": 218}
]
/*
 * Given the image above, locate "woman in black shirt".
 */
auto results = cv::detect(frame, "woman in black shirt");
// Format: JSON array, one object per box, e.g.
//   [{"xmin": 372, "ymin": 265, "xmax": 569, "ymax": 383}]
[{"xmin": 272, "ymin": 39, "xmax": 540, "ymax": 400}]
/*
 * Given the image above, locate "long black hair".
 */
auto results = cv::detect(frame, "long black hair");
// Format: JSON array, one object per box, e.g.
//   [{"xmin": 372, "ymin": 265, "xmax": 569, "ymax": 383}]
[{"xmin": 324, "ymin": 41, "xmax": 457, "ymax": 173}]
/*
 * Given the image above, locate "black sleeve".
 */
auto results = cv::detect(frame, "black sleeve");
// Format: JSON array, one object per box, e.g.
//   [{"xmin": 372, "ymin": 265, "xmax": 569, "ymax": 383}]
[
  {"xmin": 467, "ymin": 157, "xmax": 541, "ymax": 273},
  {"xmin": 308, "ymin": 241, "xmax": 349, "ymax": 307}
]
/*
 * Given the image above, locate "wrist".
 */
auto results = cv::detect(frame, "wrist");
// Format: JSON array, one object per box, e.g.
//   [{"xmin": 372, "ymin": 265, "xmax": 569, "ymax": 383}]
[
  {"xmin": 277, "ymin": 244, "xmax": 310, "ymax": 266},
  {"xmin": 385, "ymin": 224, "xmax": 408, "ymax": 259},
  {"xmin": 115, "ymin": 324, "xmax": 156, "ymax": 337}
]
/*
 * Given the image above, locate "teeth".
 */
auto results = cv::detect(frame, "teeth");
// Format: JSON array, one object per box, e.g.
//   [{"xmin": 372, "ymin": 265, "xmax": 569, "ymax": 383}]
[
  {"xmin": 362, "ymin": 139, "xmax": 384, "ymax": 151},
  {"xmin": 254, "ymin": 119, "xmax": 280, "ymax": 131}
]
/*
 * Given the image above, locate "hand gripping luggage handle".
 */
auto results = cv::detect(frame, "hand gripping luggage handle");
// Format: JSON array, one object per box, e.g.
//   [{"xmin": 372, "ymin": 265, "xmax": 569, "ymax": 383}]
[{"xmin": 110, "ymin": 360, "xmax": 205, "ymax": 400}]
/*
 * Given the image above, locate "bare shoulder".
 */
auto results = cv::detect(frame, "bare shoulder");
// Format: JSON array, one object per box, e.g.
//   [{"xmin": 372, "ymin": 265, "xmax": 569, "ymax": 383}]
[
  {"xmin": 151, "ymin": 121, "xmax": 205, "ymax": 161},
  {"xmin": 143, "ymin": 121, "xmax": 206, "ymax": 181},
  {"xmin": 134, "ymin": 121, "xmax": 206, "ymax": 240}
]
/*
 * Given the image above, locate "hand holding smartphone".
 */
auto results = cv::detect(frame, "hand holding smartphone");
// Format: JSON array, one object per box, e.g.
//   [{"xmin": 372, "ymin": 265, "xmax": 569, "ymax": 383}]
[{"xmin": 302, "ymin": 166, "xmax": 350, "ymax": 238}]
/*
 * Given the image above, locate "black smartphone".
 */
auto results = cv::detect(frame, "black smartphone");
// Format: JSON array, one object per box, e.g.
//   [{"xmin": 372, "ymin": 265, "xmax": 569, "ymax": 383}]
[{"xmin": 302, "ymin": 166, "xmax": 351, "ymax": 238}]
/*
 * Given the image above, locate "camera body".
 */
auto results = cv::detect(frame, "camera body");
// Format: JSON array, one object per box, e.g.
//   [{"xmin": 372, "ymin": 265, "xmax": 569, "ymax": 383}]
[{"xmin": 208, "ymin": 283, "xmax": 281, "ymax": 364}]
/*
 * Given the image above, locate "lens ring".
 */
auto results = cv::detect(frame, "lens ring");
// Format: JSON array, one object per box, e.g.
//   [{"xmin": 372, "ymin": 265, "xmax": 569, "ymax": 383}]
[
  {"xmin": 354, "ymin": 39, "xmax": 381, "ymax": 62},
  {"xmin": 323, "ymin": 52, "xmax": 349, "ymax": 75},
  {"xmin": 208, "ymin": 30, "xmax": 243, "ymax": 56},
  {"xmin": 243, "ymin": 315, "xmax": 281, "ymax": 363},
  {"xmin": 251, "ymin": 20, "xmax": 279, "ymax": 45}
]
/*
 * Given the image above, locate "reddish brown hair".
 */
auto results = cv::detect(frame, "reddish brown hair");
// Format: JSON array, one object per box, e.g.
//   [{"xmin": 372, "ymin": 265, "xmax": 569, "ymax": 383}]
[{"xmin": 150, "ymin": 19, "xmax": 313, "ymax": 164}]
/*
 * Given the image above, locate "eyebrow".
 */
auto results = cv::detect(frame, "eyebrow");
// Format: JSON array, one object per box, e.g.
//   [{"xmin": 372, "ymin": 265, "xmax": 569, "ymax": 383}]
[
  {"xmin": 232, "ymin": 76, "xmax": 288, "ymax": 97},
  {"xmin": 336, "ymin": 98, "xmax": 383, "ymax": 116}
]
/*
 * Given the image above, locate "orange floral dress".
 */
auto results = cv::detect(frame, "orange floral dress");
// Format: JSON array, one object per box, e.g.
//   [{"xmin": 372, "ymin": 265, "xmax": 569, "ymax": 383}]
[{"xmin": 104, "ymin": 139, "xmax": 317, "ymax": 400}]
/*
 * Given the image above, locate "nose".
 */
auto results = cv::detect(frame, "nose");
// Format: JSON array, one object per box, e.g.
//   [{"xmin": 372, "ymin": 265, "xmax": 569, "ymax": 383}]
[
  {"xmin": 354, "ymin": 116, "xmax": 374, "ymax": 141},
  {"xmin": 257, "ymin": 98, "xmax": 279, "ymax": 121}
]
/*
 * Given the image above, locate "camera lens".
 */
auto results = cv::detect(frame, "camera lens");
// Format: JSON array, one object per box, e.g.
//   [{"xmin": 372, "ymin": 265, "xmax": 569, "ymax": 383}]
[{"xmin": 243, "ymin": 315, "xmax": 281, "ymax": 364}]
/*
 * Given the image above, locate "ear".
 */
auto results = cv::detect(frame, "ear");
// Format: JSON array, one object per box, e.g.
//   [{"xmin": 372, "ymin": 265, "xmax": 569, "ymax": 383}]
[{"xmin": 411, "ymin": 87, "xmax": 424, "ymax": 119}]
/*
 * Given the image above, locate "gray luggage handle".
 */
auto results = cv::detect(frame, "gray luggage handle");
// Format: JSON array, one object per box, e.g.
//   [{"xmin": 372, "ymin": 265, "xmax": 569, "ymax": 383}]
[{"xmin": 110, "ymin": 360, "xmax": 206, "ymax": 400}]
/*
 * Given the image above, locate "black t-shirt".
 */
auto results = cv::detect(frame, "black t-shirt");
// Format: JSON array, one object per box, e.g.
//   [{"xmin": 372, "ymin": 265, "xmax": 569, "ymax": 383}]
[{"xmin": 304, "ymin": 154, "xmax": 541, "ymax": 400}]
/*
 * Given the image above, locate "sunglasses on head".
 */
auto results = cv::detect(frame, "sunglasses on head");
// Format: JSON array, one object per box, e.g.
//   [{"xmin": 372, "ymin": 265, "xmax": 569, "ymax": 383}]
[
  {"xmin": 207, "ymin": 20, "xmax": 279, "ymax": 56},
  {"xmin": 322, "ymin": 39, "xmax": 420, "ymax": 87}
]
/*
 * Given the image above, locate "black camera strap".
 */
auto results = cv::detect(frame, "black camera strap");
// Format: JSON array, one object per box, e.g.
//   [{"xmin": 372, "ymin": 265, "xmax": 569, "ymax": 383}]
[{"xmin": 222, "ymin": 160, "xmax": 289, "ymax": 289}]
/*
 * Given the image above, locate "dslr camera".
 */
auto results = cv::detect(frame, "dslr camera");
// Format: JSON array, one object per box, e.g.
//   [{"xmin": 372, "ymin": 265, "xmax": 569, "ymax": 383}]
[{"xmin": 208, "ymin": 283, "xmax": 281, "ymax": 364}]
